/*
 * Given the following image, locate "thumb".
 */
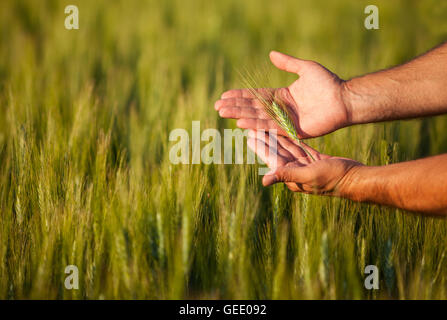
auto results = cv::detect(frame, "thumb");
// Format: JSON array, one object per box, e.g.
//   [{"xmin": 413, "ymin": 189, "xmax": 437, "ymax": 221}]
[
  {"xmin": 269, "ymin": 51, "xmax": 308, "ymax": 74},
  {"xmin": 262, "ymin": 165, "xmax": 312, "ymax": 187}
]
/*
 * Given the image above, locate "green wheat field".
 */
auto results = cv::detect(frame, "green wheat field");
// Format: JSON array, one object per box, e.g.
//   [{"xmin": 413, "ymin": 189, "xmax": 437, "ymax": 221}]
[{"xmin": 1, "ymin": 0, "xmax": 447, "ymax": 299}]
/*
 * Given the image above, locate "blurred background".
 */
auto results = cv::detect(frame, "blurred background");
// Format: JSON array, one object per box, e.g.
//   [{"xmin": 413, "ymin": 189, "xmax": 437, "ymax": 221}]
[{"xmin": 0, "ymin": 0, "xmax": 446, "ymax": 299}]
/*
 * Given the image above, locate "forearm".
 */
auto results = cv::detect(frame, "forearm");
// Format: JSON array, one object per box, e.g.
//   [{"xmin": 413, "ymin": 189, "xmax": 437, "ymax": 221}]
[
  {"xmin": 339, "ymin": 154, "xmax": 447, "ymax": 215},
  {"xmin": 342, "ymin": 42, "xmax": 447, "ymax": 125}
]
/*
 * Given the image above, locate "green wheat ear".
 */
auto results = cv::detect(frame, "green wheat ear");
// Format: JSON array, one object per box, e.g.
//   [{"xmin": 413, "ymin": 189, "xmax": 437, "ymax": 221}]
[
  {"xmin": 269, "ymin": 101, "xmax": 316, "ymax": 161},
  {"xmin": 239, "ymin": 68, "xmax": 316, "ymax": 161},
  {"xmin": 240, "ymin": 69, "xmax": 315, "ymax": 161}
]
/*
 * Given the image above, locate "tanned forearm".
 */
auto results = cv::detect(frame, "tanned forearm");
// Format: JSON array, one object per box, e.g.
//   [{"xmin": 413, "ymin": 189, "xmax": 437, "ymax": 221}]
[
  {"xmin": 342, "ymin": 42, "xmax": 447, "ymax": 125},
  {"xmin": 339, "ymin": 154, "xmax": 447, "ymax": 215}
]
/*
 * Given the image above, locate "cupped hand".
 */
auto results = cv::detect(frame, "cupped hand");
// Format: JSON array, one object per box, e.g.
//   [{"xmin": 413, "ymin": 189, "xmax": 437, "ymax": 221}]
[
  {"xmin": 247, "ymin": 130, "xmax": 362, "ymax": 195},
  {"xmin": 215, "ymin": 51, "xmax": 351, "ymax": 139}
]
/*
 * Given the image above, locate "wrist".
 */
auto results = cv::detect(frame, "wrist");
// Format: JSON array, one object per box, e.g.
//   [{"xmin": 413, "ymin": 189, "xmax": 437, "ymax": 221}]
[
  {"xmin": 336, "ymin": 164, "xmax": 373, "ymax": 201},
  {"xmin": 340, "ymin": 79, "xmax": 356, "ymax": 126}
]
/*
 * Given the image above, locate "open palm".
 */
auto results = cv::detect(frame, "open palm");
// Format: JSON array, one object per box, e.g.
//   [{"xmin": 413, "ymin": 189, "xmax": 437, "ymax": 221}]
[{"xmin": 215, "ymin": 51, "xmax": 350, "ymax": 138}]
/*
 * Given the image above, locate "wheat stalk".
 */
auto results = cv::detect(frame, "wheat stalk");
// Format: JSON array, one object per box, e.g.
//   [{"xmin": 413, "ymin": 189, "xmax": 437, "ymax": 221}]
[{"xmin": 241, "ymin": 71, "xmax": 315, "ymax": 161}]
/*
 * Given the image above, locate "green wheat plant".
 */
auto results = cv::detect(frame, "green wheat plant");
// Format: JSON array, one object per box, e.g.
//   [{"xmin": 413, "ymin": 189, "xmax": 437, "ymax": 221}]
[
  {"xmin": 0, "ymin": 0, "xmax": 447, "ymax": 300},
  {"xmin": 241, "ymin": 71, "xmax": 316, "ymax": 161}
]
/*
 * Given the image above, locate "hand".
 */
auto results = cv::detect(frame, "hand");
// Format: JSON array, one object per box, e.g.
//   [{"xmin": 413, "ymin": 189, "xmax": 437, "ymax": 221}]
[
  {"xmin": 247, "ymin": 130, "xmax": 362, "ymax": 194},
  {"xmin": 215, "ymin": 51, "xmax": 351, "ymax": 138}
]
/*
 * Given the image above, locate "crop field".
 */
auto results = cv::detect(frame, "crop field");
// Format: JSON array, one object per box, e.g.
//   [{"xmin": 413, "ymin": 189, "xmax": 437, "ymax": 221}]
[{"xmin": 0, "ymin": 0, "xmax": 447, "ymax": 299}]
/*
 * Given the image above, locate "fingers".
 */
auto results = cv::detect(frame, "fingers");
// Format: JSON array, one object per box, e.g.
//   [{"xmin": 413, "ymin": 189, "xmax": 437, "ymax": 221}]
[
  {"xmin": 288, "ymin": 139, "xmax": 328, "ymax": 161},
  {"xmin": 248, "ymin": 130, "xmax": 294, "ymax": 161},
  {"xmin": 215, "ymin": 96, "xmax": 288, "ymax": 135},
  {"xmin": 248, "ymin": 130, "xmax": 323, "ymax": 161},
  {"xmin": 217, "ymin": 88, "xmax": 291, "ymax": 136},
  {"xmin": 236, "ymin": 119, "xmax": 287, "ymax": 136},
  {"xmin": 285, "ymin": 182, "xmax": 301, "ymax": 192},
  {"xmin": 221, "ymin": 89, "xmax": 254, "ymax": 99},
  {"xmin": 218, "ymin": 107, "xmax": 258, "ymax": 119},
  {"xmin": 276, "ymin": 135, "xmax": 308, "ymax": 159},
  {"xmin": 262, "ymin": 172, "xmax": 279, "ymax": 186},
  {"xmin": 262, "ymin": 164, "xmax": 313, "ymax": 187},
  {"xmin": 285, "ymin": 182, "xmax": 313, "ymax": 193},
  {"xmin": 217, "ymin": 105, "xmax": 270, "ymax": 120},
  {"xmin": 220, "ymin": 88, "xmax": 275, "ymax": 100},
  {"xmin": 269, "ymin": 51, "xmax": 308, "ymax": 74},
  {"xmin": 214, "ymin": 97, "xmax": 262, "ymax": 111},
  {"xmin": 247, "ymin": 136, "xmax": 288, "ymax": 169}
]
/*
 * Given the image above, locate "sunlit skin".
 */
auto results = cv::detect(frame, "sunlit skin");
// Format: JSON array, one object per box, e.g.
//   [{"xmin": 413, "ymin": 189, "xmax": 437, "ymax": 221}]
[
  {"xmin": 246, "ymin": 130, "xmax": 362, "ymax": 195},
  {"xmin": 215, "ymin": 51, "xmax": 349, "ymax": 138},
  {"xmin": 216, "ymin": 43, "xmax": 447, "ymax": 216}
]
